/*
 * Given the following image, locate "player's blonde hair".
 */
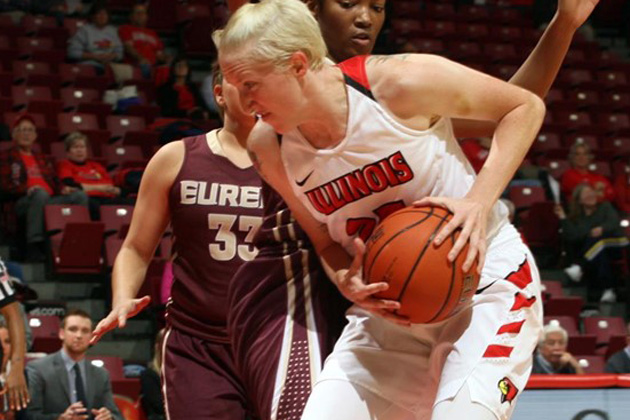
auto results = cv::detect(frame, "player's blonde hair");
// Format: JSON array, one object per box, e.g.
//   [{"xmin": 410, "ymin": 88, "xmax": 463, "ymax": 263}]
[{"xmin": 213, "ymin": 0, "xmax": 327, "ymax": 71}]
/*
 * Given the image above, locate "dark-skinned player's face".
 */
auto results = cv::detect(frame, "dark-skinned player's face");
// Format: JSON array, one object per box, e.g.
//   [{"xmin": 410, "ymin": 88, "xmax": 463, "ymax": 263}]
[{"xmin": 314, "ymin": 0, "xmax": 386, "ymax": 63}]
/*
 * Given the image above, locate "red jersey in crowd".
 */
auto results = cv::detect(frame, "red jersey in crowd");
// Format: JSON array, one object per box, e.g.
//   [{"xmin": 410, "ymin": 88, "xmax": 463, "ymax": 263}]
[
  {"xmin": 20, "ymin": 152, "xmax": 53, "ymax": 195},
  {"xmin": 118, "ymin": 25, "xmax": 164, "ymax": 65},
  {"xmin": 560, "ymin": 168, "xmax": 615, "ymax": 203},
  {"xmin": 57, "ymin": 159, "xmax": 115, "ymax": 197}
]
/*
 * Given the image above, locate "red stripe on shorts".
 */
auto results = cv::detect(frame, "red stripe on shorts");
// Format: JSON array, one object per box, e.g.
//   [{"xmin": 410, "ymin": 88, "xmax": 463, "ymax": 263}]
[
  {"xmin": 505, "ymin": 259, "xmax": 532, "ymax": 289},
  {"xmin": 511, "ymin": 292, "xmax": 537, "ymax": 311},
  {"xmin": 483, "ymin": 345, "xmax": 514, "ymax": 358},
  {"xmin": 497, "ymin": 320, "xmax": 526, "ymax": 335}
]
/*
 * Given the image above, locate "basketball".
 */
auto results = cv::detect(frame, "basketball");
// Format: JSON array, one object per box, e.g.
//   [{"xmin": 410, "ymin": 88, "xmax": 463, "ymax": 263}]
[{"xmin": 363, "ymin": 206, "xmax": 480, "ymax": 324}]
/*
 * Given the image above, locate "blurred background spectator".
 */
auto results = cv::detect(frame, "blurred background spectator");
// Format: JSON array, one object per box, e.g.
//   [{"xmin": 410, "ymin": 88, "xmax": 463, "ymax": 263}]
[
  {"xmin": 67, "ymin": 2, "xmax": 123, "ymax": 75},
  {"xmin": 604, "ymin": 321, "xmax": 630, "ymax": 373},
  {"xmin": 157, "ymin": 57, "xmax": 208, "ymax": 121},
  {"xmin": 57, "ymin": 131, "xmax": 134, "ymax": 219},
  {"xmin": 532, "ymin": 323, "xmax": 584, "ymax": 374},
  {"xmin": 139, "ymin": 328, "xmax": 165, "ymax": 420},
  {"xmin": 556, "ymin": 184, "xmax": 629, "ymax": 302},
  {"xmin": 0, "ymin": 115, "xmax": 88, "ymax": 262},
  {"xmin": 561, "ymin": 141, "xmax": 614, "ymax": 204},
  {"xmin": 119, "ymin": 3, "xmax": 169, "ymax": 80}
]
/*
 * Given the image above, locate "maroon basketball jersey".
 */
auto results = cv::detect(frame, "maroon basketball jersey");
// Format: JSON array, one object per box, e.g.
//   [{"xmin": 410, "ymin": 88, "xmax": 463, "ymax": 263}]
[{"xmin": 168, "ymin": 134, "xmax": 262, "ymax": 342}]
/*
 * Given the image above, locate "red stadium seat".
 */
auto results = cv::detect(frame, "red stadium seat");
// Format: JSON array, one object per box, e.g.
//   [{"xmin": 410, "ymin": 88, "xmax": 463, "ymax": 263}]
[
  {"xmin": 16, "ymin": 37, "xmax": 54, "ymax": 54},
  {"xmin": 106, "ymin": 115, "xmax": 146, "ymax": 140},
  {"xmin": 558, "ymin": 69, "xmax": 594, "ymax": 86},
  {"xmin": 553, "ymin": 110, "xmax": 593, "ymax": 130},
  {"xmin": 0, "ymin": 49, "xmax": 19, "ymax": 72},
  {"xmin": 49, "ymin": 141, "xmax": 67, "ymax": 161},
  {"xmin": 521, "ymin": 201, "xmax": 560, "ymax": 249},
  {"xmin": 544, "ymin": 296, "xmax": 584, "ymax": 326},
  {"xmin": 568, "ymin": 335, "xmax": 597, "ymax": 356},
  {"xmin": 36, "ymin": 27, "xmax": 70, "ymax": 50},
  {"xmin": 57, "ymin": 113, "xmax": 99, "ymax": 135},
  {"xmin": 60, "ymin": 87, "xmax": 101, "ymax": 110},
  {"xmin": 544, "ymin": 315, "xmax": 577, "ymax": 335},
  {"xmin": 63, "ymin": 18, "xmax": 86, "ymax": 36},
  {"xmin": 566, "ymin": 90, "xmax": 600, "ymax": 109},
  {"xmin": 456, "ymin": 23, "xmax": 490, "ymax": 41},
  {"xmin": 391, "ymin": 1, "xmax": 422, "ymax": 19},
  {"xmin": 575, "ymin": 355, "xmax": 606, "ymax": 374},
  {"xmin": 123, "ymin": 131, "xmax": 160, "ymax": 159},
  {"xmin": 600, "ymin": 137, "xmax": 630, "ymax": 155},
  {"xmin": 424, "ymin": 3, "xmax": 455, "ymax": 19},
  {"xmin": 100, "ymin": 205, "xmax": 134, "ymax": 235},
  {"xmin": 50, "ymin": 222, "xmax": 105, "ymax": 274},
  {"xmin": 27, "ymin": 99, "xmax": 65, "ymax": 128},
  {"xmin": 583, "ymin": 316, "xmax": 627, "ymax": 347},
  {"xmin": 530, "ymin": 130, "xmax": 563, "ymax": 155},
  {"xmin": 0, "ymin": 72, "xmax": 13, "ymax": 97},
  {"xmin": 423, "ymin": 20, "xmax": 456, "ymax": 37},
  {"xmin": 597, "ymin": 70, "xmax": 627, "ymax": 87},
  {"xmin": 490, "ymin": 26, "xmax": 522, "ymax": 42},
  {"xmin": 406, "ymin": 38, "xmax": 444, "ymax": 55},
  {"xmin": 58, "ymin": 63, "xmax": 98, "ymax": 84},
  {"xmin": 483, "ymin": 43, "xmax": 518, "ymax": 62},
  {"xmin": 600, "ymin": 91, "xmax": 630, "ymax": 111},
  {"xmin": 457, "ymin": 5, "xmax": 490, "ymax": 22},
  {"xmin": 447, "ymin": 41, "xmax": 481, "ymax": 60},
  {"xmin": 0, "ymin": 97, "xmax": 12, "ymax": 117},
  {"xmin": 0, "ymin": 36, "xmax": 9, "ymax": 49},
  {"xmin": 28, "ymin": 315, "xmax": 62, "ymax": 353},
  {"xmin": 508, "ymin": 185, "xmax": 546, "ymax": 210},
  {"xmin": 11, "ymin": 85, "xmax": 52, "ymax": 106},
  {"xmin": 12, "ymin": 61, "xmax": 51, "ymax": 79},
  {"xmin": 147, "ymin": 1, "xmax": 177, "ymax": 34},
  {"xmin": 22, "ymin": 15, "xmax": 57, "ymax": 33},
  {"xmin": 105, "ymin": 236, "xmax": 124, "ymax": 268},
  {"xmin": 176, "ymin": 3, "xmax": 211, "ymax": 23},
  {"xmin": 45, "ymin": 204, "xmax": 90, "ymax": 236},
  {"xmin": 126, "ymin": 104, "xmax": 161, "ymax": 125},
  {"xmin": 605, "ymin": 335, "xmax": 628, "ymax": 360},
  {"xmin": 541, "ymin": 281, "xmax": 564, "ymax": 299},
  {"xmin": 25, "ymin": 74, "xmax": 63, "ymax": 98},
  {"xmin": 391, "ymin": 19, "xmax": 424, "ymax": 38},
  {"xmin": 73, "ymin": 75, "xmax": 114, "ymax": 95},
  {"xmin": 76, "ymin": 102, "xmax": 113, "ymax": 129},
  {"xmin": 588, "ymin": 161, "xmax": 612, "ymax": 179},
  {"xmin": 598, "ymin": 113, "xmax": 630, "ymax": 132},
  {"xmin": 103, "ymin": 144, "xmax": 145, "ymax": 169},
  {"xmin": 89, "ymin": 356, "xmax": 125, "ymax": 381}
]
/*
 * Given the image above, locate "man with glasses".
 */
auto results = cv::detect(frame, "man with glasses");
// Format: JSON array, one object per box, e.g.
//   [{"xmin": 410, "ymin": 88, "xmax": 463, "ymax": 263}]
[{"xmin": 0, "ymin": 114, "xmax": 88, "ymax": 262}]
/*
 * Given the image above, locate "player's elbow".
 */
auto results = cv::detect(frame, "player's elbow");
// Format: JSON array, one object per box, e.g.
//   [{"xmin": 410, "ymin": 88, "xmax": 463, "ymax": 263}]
[{"xmin": 523, "ymin": 93, "xmax": 546, "ymax": 127}]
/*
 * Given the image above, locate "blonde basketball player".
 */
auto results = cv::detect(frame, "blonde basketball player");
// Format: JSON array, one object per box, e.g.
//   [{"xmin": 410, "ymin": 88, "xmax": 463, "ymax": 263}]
[{"xmin": 214, "ymin": 1, "xmax": 584, "ymax": 420}]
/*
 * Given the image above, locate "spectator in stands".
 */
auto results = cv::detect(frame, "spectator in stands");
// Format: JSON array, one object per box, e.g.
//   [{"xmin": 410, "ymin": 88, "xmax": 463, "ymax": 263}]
[
  {"xmin": 26, "ymin": 309, "xmax": 122, "ymax": 420},
  {"xmin": 67, "ymin": 2, "xmax": 124, "ymax": 75},
  {"xmin": 555, "ymin": 184, "xmax": 628, "ymax": 302},
  {"xmin": 561, "ymin": 141, "xmax": 614, "ymax": 204},
  {"xmin": 613, "ymin": 161, "xmax": 630, "ymax": 214},
  {"xmin": 156, "ymin": 56, "xmax": 208, "ymax": 121},
  {"xmin": 0, "ymin": 257, "xmax": 29, "ymax": 413},
  {"xmin": 57, "ymin": 132, "xmax": 133, "ymax": 219},
  {"xmin": 0, "ymin": 115, "xmax": 88, "ymax": 262},
  {"xmin": 605, "ymin": 320, "xmax": 630, "ymax": 374},
  {"xmin": 119, "ymin": 3, "xmax": 169, "ymax": 79},
  {"xmin": 140, "ymin": 328, "xmax": 165, "ymax": 420},
  {"xmin": 532, "ymin": 323, "xmax": 584, "ymax": 374}
]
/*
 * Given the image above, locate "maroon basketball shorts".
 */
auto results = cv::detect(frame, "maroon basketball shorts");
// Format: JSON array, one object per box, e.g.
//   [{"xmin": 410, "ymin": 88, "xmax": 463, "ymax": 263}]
[
  {"xmin": 162, "ymin": 327, "xmax": 251, "ymax": 420},
  {"xmin": 228, "ymin": 247, "xmax": 350, "ymax": 420}
]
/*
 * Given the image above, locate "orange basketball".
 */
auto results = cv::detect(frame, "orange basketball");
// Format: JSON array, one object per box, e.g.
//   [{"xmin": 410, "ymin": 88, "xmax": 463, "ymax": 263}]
[{"xmin": 363, "ymin": 206, "xmax": 479, "ymax": 324}]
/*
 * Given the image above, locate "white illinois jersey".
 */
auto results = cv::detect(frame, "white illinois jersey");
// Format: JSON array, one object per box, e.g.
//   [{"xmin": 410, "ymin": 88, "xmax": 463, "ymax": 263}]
[{"xmin": 280, "ymin": 62, "xmax": 510, "ymax": 259}]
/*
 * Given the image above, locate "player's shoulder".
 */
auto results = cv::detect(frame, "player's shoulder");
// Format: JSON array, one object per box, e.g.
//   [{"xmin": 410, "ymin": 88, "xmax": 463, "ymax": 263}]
[{"xmin": 248, "ymin": 121, "xmax": 279, "ymax": 156}]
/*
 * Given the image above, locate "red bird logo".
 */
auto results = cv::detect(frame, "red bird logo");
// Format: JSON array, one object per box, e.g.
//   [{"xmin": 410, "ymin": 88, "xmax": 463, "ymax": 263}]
[{"xmin": 498, "ymin": 377, "xmax": 518, "ymax": 404}]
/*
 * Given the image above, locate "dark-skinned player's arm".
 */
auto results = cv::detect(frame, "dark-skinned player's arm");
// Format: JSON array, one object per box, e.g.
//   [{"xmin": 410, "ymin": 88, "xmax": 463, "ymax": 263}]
[
  {"xmin": 91, "ymin": 142, "xmax": 184, "ymax": 344},
  {"xmin": 247, "ymin": 121, "xmax": 409, "ymax": 325}
]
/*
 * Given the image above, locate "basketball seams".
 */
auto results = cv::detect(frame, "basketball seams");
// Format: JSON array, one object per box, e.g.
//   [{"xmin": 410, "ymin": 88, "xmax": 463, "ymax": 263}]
[
  {"xmin": 395, "ymin": 207, "xmax": 450, "ymax": 306},
  {"xmin": 427, "ymin": 231, "xmax": 458, "ymax": 323},
  {"xmin": 363, "ymin": 210, "xmax": 434, "ymax": 281}
]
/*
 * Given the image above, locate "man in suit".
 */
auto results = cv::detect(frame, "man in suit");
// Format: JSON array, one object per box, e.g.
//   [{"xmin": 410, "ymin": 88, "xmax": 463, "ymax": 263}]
[
  {"xmin": 26, "ymin": 309, "xmax": 122, "ymax": 420},
  {"xmin": 605, "ymin": 321, "xmax": 630, "ymax": 374}
]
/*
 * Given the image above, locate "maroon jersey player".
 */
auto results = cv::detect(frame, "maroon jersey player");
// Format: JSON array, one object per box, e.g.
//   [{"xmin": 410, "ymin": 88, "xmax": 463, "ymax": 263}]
[{"xmin": 91, "ymin": 67, "xmax": 261, "ymax": 420}]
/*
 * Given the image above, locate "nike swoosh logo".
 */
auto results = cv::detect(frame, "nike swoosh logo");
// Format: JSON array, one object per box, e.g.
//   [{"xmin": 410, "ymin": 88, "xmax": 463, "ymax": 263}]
[
  {"xmin": 295, "ymin": 170, "xmax": 314, "ymax": 187},
  {"xmin": 475, "ymin": 280, "xmax": 498, "ymax": 295}
]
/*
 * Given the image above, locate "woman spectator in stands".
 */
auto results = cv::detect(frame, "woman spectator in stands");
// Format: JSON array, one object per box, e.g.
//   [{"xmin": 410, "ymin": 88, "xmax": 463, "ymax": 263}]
[
  {"xmin": 67, "ymin": 2, "xmax": 123, "ymax": 75},
  {"xmin": 555, "ymin": 183, "xmax": 628, "ymax": 302},
  {"xmin": 561, "ymin": 141, "xmax": 614, "ymax": 204},
  {"xmin": 119, "ymin": 3, "xmax": 169, "ymax": 80},
  {"xmin": 156, "ymin": 57, "xmax": 208, "ymax": 121},
  {"xmin": 532, "ymin": 323, "xmax": 584, "ymax": 374},
  {"xmin": 57, "ymin": 132, "xmax": 133, "ymax": 219},
  {"xmin": 139, "ymin": 328, "xmax": 165, "ymax": 420}
]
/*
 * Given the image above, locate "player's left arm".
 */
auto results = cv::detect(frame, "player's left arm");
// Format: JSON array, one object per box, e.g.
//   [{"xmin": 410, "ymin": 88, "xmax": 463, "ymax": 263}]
[
  {"xmin": 451, "ymin": 0, "xmax": 599, "ymax": 138},
  {"xmin": 368, "ymin": 54, "xmax": 546, "ymax": 272}
]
